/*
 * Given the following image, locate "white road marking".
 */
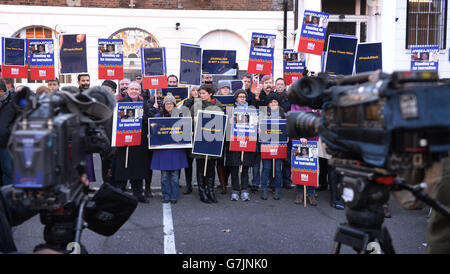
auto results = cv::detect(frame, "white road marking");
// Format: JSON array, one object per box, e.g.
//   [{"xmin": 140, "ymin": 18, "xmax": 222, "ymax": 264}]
[{"xmin": 163, "ymin": 203, "xmax": 177, "ymax": 254}]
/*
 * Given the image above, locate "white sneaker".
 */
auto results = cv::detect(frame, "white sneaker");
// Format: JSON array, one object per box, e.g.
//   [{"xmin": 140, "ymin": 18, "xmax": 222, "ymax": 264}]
[
  {"xmin": 231, "ymin": 191, "xmax": 239, "ymax": 201},
  {"xmin": 241, "ymin": 191, "xmax": 250, "ymax": 201}
]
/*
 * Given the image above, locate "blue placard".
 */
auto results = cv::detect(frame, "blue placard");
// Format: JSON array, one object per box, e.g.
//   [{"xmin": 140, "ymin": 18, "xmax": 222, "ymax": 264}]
[
  {"xmin": 180, "ymin": 43, "xmax": 202, "ymax": 85},
  {"xmin": 29, "ymin": 39, "xmax": 54, "ymax": 67},
  {"xmin": 411, "ymin": 45, "xmax": 439, "ymax": 71},
  {"xmin": 355, "ymin": 42, "xmax": 382, "ymax": 73},
  {"xmin": 283, "ymin": 49, "xmax": 306, "ymax": 83},
  {"xmin": 161, "ymin": 87, "xmax": 189, "ymax": 104},
  {"xmin": 325, "ymin": 34, "xmax": 358, "ymax": 76},
  {"xmin": 3, "ymin": 37, "xmax": 27, "ymax": 66},
  {"xmin": 192, "ymin": 111, "xmax": 228, "ymax": 157},
  {"xmin": 148, "ymin": 117, "xmax": 192, "ymax": 149},
  {"xmin": 141, "ymin": 47, "xmax": 166, "ymax": 76},
  {"xmin": 111, "ymin": 102, "xmax": 144, "ymax": 147},
  {"xmin": 59, "ymin": 34, "xmax": 87, "ymax": 74},
  {"xmin": 202, "ymin": 50, "xmax": 236, "ymax": 75},
  {"xmin": 291, "ymin": 140, "xmax": 319, "ymax": 170},
  {"xmin": 249, "ymin": 33, "xmax": 276, "ymax": 61},
  {"xmin": 214, "ymin": 95, "xmax": 235, "ymax": 112},
  {"xmin": 259, "ymin": 119, "xmax": 288, "ymax": 144},
  {"xmin": 98, "ymin": 38, "xmax": 123, "ymax": 67},
  {"xmin": 297, "ymin": 10, "xmax": 330, "ymax": 55}
]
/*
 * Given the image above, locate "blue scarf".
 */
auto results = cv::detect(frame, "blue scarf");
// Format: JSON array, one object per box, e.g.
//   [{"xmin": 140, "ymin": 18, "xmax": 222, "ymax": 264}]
[{"xmin": 235, "ymin": 101, "xmax": 248, "ymax": 109}]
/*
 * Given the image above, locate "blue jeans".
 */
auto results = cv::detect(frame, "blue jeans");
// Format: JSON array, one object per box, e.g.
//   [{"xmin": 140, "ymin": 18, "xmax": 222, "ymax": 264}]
[
  {"xmin": 296, "ymin": 185, "xmax": 316, "ymax": 195},
  {"xmin": 161, "ymin": 170, "xmax": 180, "ymax": 201},
  {"xmin": 0, "ymin": 148, "xmax": 13, "ymax": 186},
  {"xmin": 252, "ymin": 161, "xmax": 261, "ymax": 187},
  {"xmin": 261, "ymin": 159, "xmax": 282, "ymax": 190}
]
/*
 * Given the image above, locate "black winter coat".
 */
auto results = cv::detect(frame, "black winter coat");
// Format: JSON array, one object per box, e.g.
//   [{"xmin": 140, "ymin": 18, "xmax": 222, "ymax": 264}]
[
  {"xmin": 0, "ymin": 93, "xmax": 16, "ymax": 148},
  {"xmin": 225, "ymin": 142, "xmax": 257, "ymax": 167},
  {"xmin": 112, "ymin": 96, "xmax": 150, "ymax": 181}
]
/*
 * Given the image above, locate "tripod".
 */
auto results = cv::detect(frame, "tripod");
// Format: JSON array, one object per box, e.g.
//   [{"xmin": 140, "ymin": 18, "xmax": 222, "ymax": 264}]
[
  {"xmin": 33, "ymin": 188, "xmax": 89, "ymax": 254},
  {"xmin": 331, "ymin": 205, "xmax": 395, "ymax": 254},
  {"xmin": 330, "ymin": 164, "xmax": 395, "ymax": 254},
  {"xmin": 330, "ymin": 162, "xmax": 450, "ymax": 254}
]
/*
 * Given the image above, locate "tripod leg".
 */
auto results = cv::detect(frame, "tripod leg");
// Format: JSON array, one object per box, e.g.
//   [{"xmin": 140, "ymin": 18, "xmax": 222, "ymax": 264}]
[
  {"xmin": 378, "ymin": 226, "xmax": 396, "ymax": 254},
  {"xmin": 331, "ymin": 242, "xmax": 341, "ymax": 254}
]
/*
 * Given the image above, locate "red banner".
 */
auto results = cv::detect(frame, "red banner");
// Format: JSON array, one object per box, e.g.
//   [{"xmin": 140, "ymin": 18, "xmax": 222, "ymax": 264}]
[
  {"xmin": 261, "ymin": 144, "xmax": 287, "ymax": 159},
  {"xmin": 230, "ymin": 136, "xmax": 257, "ymax": 152},
  {"xmin": 99, "ymin": 65, "xmax": 123, "ymax": 80},
  {"xmin": 30, "ymin": 66, "xmax": 55, "ymax": 81},
  {"xmin": 297, "ymin": 37, "xmax": 325, "ymax": 56},
  {"xmin": 114, "ymin": 131, "xmax": 142, "ymax": 147},
  {"xmin": 292, "ymin": 169, "xmax": 319, "ymax": 187},
  {"xmin": 142, "ymin": 74, "xmax": 168, "ymax": 89},
  {"xmin": 1, "ymin": 64, "xmax": 28, "ymax": 79},
  {"xmin": 247, "ymin": 59, "xmax": 272, "ymax": 75},
  {"xmin": 284, "ymin": 73, "xmax": 302, "ymax": 86}
]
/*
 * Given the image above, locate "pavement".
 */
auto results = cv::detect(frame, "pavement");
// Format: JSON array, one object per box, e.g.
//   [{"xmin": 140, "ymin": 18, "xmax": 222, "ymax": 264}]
[{"xmin": 12, "ymin": 154, "xmax": 430, "ymax": 254}]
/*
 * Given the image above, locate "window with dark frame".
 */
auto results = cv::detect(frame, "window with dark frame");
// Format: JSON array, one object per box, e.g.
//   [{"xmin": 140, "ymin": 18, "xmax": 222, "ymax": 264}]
[{"xmin": 406, "ymin": 0, "xmax": 447, "ymax": 49}]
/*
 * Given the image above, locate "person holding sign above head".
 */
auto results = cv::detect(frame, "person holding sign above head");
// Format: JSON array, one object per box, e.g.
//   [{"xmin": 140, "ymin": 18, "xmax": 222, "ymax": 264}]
[
  {"xmin": 225, "ymin": 89, "xmax": 257, "ymax": 201},
  {"xmin": 150, "ymin": 93, "xmax": 188, "ymax": 204},
  {"xmin": 260, "ymin": 93, "xmax": 285, "ymax": 200},
  {"xmin": 190, "ymin": 84, "xmax": 223, "ymax": 203},
  {"xmin": 112, "ymin": 81, "xmax": 150, "ymax": 203}
]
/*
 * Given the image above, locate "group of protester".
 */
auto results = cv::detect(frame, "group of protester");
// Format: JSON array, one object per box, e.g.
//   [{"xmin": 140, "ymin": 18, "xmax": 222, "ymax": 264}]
[{"xmin": 0, "ymin": 72, "xmax": 358, "ymax": 215}]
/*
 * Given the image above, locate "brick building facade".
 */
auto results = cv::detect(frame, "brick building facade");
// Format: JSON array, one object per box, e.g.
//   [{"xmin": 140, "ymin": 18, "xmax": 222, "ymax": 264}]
[{"xmin": 0, "ymin": 0, "xmax": 293, "ymax": 10}]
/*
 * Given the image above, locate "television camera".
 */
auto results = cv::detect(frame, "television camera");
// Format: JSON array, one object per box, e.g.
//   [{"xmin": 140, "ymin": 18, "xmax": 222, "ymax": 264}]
[
  {"xmin": 2, "ymin": 87, "xmax": 137, "ymax": 253},
  {"xmin": 286, "ymin": 70, "xmax": 450, "ymax": 253}
]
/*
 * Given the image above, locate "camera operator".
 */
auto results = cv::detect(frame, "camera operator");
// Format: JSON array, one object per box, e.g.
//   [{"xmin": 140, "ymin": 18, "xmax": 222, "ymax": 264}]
[
  {"xmin": 421, "ymin": 158, "xmax": 450, "ymax": 254},
  {"xmin": 0, "ymin": 79, "xmax": 16, "ymax": 187}
]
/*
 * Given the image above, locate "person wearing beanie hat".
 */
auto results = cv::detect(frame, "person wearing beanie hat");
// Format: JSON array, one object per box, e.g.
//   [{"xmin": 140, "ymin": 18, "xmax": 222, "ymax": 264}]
[
  {"xmin": 163, "ymin": 92, "xmax": 177, "ymax": 107},
  {"xmin": 151, "ymin": 92, "xmax": 188, "ymax": 204},
  {"xmin": 233, "ymin": 89, "xmax": 247, "ymax": 102},
  {"xmin": 225, "ymin": 88, "xmax": 256, "ymax": 201},
  {"xmin": 101, "ymin": 80, "xmax": 117, "ymax": 94},
  {"xmin": 260, "ymin": 91, "xmax": 285, "ymax": 201},
  {"xmin": 217, "ymin": 81, "xmax": 231, "ymax": 95}
]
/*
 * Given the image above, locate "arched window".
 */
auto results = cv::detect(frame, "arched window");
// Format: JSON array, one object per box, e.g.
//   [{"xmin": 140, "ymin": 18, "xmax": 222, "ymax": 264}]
[{"xmin": 110, "ymin": 28, "xmax": 160, "ymax": 81}]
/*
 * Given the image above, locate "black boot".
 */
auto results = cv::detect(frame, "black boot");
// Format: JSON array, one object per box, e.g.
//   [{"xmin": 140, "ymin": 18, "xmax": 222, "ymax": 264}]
[
  {"xmin": 207, "ymin": 177, "xmax": 217, "ymax": 203},
  {"xmin": 197, "ymin": 175, "xmax": 211, "ymax": 204},
  {"xmin": 184, "ymin": 180, "xmax": 193, "ymax": 195},
  {"xmin": 132, "ymin": 180, "xmax": 149, "ymax": 204},
  {"xmin": 144, "ymin": 179, "xmax": 153, "ymax": 198}
]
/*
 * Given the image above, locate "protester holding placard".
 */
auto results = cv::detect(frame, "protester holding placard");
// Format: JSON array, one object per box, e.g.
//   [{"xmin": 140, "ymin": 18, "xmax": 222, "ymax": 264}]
[
  {"xmin": 259, "ymin": 93, "xmax": 286, "ymax": 200},
  {"xmin": 112, "ymin": 81, "xmax": 150, "ymax": 203},
  {"xmin": 150, "ymin": 93, "xmax": 188, "ymax": 204},
  {"xmin": 190, "ymin": 84, "xmax": 224, "ymax": 203},
  {"xmin": 225, "ymin": 89, "xmax": 258, "ymax": 201},
  {"xmin": 215, "ymin": 81, "xmax": 233, "ymax": 194},
  {"xmin": 182, "ymin": 86, "xmax": 200, "ymax": 195},
  {"xmin": 291, "ymin": 104, "xmax": 325, "ymax": 207}
]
